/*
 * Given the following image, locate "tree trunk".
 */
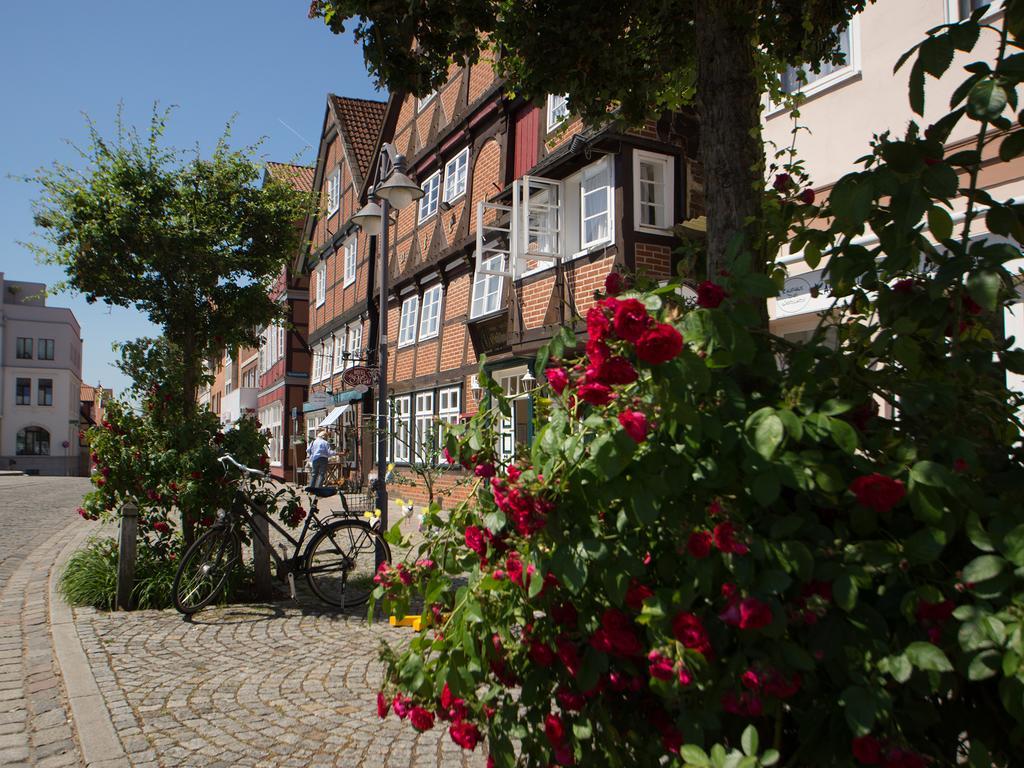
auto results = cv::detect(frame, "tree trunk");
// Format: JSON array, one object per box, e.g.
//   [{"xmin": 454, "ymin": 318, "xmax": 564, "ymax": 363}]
[
  {"xmin": 178, "ymin": 335, "xmax": 201, "ymax": 547},
  {"xmin": 693, "ymin": 0, "xmax": 768, "ymax": 326}
]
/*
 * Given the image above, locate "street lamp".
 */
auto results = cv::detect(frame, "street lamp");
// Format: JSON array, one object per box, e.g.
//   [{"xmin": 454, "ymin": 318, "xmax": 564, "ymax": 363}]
[{"xmin": 353, "ymin": 143, "xmax": 424, "ymax": 568}]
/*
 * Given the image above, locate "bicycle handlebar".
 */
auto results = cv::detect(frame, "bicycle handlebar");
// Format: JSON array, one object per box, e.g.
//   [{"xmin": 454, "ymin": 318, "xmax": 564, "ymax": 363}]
[{"xmin": 218, "ymin": 454, "xmax": 269, "ymax": 480}]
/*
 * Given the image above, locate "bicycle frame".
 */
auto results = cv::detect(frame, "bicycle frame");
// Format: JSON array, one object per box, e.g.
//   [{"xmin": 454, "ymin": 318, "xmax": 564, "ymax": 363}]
[{"xmin": 226, "ymin": 486, "xmax": 332, "ymax": 573}]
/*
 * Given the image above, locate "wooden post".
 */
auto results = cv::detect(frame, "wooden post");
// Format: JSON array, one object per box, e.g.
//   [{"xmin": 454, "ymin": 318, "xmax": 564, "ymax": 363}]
[
  {"xmin": 252, "ymin": 513, "xmax": 272, "ymax": 599},
  {"xmin": 115, "ymin": 503, "xmax": 138, "ymax": 611}
]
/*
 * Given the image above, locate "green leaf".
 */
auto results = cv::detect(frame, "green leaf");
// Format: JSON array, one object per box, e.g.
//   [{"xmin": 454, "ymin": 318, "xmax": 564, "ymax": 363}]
[
  {"xmin": 968, "ymin": 649, "xmax": 1002, "ymax": 681},
  {"xmin": 1000, "ymin": 130, "xmax": 1024, "ymax": 162},
  {"xmin": 746, "ymin": 408, "xmax": 785, "ymax": 460},
  {"xmin": 835, "ymin": 573, "xmax": 858, "ymax": 612},
  {"xmin": 905, "ymin": 526, "xmax": 948, "ymax": 564},
  {"xmin": 967, "ymin": 271, "xmax": 1002, "ymax": 311},
  {"xmin": 741, "ymin": 725, "xmax": 758, "ymax": 756},
  {"xmin": 967, "ymin": 511, "xmax": 996, "ymax": 551},
  {"xmin": 963, "ymin": 554, "xmax": 1007, "ymax": 583},
  {"xmin": 828, "ymin": 418, "xmax": 858, "ymax": 454},
  {"xmin": 890, "ymin": 654, "xmax": 913, "ymax": 683},
  {"xmin": 928, "ymin": 205, "xmax": 954, "ymax": 241},
  {"xmin": 1000, "ymin": 524, "xmax": 1024, "ymax": 567},
  {"xmin": 919, "ymin": 34, "xmax": 955, "ymax": 78},
  {"xmin": 950, "ymin": 19, "xmax": 981, "ymax": 51},
  {"xmin": 757, "ymin": 569, "xmax": 793, "ymax": 594},
  {"xmin": 909, "ymin": 58, "xmax": 926, "ymax": 115},
  {"xmin": 905, "ymin": 641, "xmax": 954, "ymax": 672},
  {"xmin": 967, "ymin": 79, "xmax": 1009, "ymax": 121},
  {"xmin": 761, "ymin": 750, "xmax": 780, "ymax": 767},
  {"xmin": 830, "ymin": 175, "xmax": 875, "ymax": 227},
  {"xmin": 680, "ymin": 745, "xmax": 710, "ymax": 766},
  {"xmin": 910, "ymin": 460, "xmax": 952, "ymax": 489},
  {"xmin": 590, "ymin": 431, "xmax": 636, "ymax": 481},
  {"xmin": 842, "ymin": 686, "xmax": 877, "ymax": 736}
]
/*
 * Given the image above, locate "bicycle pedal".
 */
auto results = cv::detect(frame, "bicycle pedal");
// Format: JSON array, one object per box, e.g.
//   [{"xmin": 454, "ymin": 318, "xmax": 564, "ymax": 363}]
[{"xmin": 287, "ymin": 573, "xmax": 296, "ymax": 600}]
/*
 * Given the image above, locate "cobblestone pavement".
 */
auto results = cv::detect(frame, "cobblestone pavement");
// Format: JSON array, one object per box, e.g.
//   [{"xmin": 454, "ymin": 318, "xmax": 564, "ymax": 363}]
[
  {"xmin": 0, "ymin": 476, "xmax": 90, "ymax": 767},
  {"xmin": 71, "ymin": 493, "xmax": 487, "ymax": 768}
]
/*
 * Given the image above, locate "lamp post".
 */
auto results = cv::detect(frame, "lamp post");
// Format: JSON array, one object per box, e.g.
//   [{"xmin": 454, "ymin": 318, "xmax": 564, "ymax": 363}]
[{"xmin": 352, "ymin": 144, "xmax": 423, "ymax": 567}]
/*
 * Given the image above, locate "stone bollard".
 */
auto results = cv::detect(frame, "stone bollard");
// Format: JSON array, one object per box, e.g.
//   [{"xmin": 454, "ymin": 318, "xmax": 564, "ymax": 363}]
[
  {"xmin": 115, "ymin": 503, "xmax": 138, "ymax": 611},
  {"xmin": 252, "ymin": 514, "xmax": 272, "ymax": 600}
]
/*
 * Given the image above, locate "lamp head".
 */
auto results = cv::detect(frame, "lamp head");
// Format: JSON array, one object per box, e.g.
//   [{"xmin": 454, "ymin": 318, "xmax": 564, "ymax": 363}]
[
  {"xmin": 376, "ymin": 170, "xmax": 424, "ymax": 211},
  {"xmin": 352, "ymin": 201, "xmax": 384, "ymax": 236}
]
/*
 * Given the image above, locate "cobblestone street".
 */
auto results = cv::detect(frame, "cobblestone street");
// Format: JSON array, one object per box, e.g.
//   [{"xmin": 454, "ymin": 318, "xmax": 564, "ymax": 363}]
[{"xmin": 0, "ymin": 477, "xmax": 486, "ymax": 767}]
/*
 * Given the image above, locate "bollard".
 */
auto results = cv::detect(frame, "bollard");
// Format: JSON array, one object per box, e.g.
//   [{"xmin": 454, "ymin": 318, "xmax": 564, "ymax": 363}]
[
  {"xmin": 252, "ymin": 514, "xmax": 272, "ymax": 599},
  {"xmin": 115, "ymin": 503, "xmax": 138, "ymax": 611}
]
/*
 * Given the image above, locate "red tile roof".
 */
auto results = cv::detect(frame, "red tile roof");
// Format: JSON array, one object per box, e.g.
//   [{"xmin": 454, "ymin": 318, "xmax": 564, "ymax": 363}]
[
  {"xmin": 329, "ymin": 95, "xmax": 387, "ymax": 182},
  {"xmin": 265, "ymin": 162, "xmax": 315, "ymax": 193}
]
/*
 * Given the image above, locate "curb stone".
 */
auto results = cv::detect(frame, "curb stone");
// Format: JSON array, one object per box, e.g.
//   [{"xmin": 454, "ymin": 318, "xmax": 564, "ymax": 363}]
[{"xmin": 48, "ymin": 525, "xmax": 129, "ymax": 768}]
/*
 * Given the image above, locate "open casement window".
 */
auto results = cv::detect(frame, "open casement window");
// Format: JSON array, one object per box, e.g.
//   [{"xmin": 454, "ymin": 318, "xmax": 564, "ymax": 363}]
[
  {"xmin": 391, "ymin": 396, "xmax": 412, "ymax": 463},
  {"xmin": 581, "ymin": 158, "xmax": 614, "ymax": 249},
  {"xmin": 398, "ymin": 295, "xmax": 419, "ymax": 347},
  {"xmin": 495, "ymin": 368, "xmax": 531, "ymax": 463},
  {"xmin": 474, "ymin": 176, "xmax": 563, "ymax": 284}
]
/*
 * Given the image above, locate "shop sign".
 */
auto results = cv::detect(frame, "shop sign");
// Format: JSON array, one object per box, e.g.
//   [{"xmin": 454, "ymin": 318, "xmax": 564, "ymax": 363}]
[
  {"xmin": 776, "ymin": 268, "xmax": 834, "ymax": 317},
  {"xmin": 341, "ymin": 366, "xmax": 379, "ymax": 387}
]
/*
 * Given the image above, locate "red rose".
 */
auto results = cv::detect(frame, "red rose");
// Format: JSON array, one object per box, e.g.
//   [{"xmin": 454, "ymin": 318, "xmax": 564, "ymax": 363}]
[
  {"xmin": 585, "ymin": 337, "xmax": 610, "ymax": 369},
  {"xmin": 605, "ymin": 272, "xmax": 625, "ymax": 296},
  {"xmin": 553, "ymin": 744, "xmax": 575, "ymax": 766},
  {"xmin": 590, "ymin": 608, "xmax": 642, "ymax": 657},
  {"xmin": 671, "ymin": 612, "xmax": 711, "ymax": 656},
  {"xmin": 678, "ymin": 667, "xmax": 693, "ymax": 686},
  {"xmin": 636, "ymin": 323, "xmax": 683, "ymax": 365},
  {"xmin": 409, "ymin": 706, "xmax": 435, "ymax": 731},
  {"xmin": 556, "ymin": 688, "xmax": 586, "ymax": 711},
  {"xmin": 612, "ymin": 299, "xmax": 650, "ymax": 342},
  {"xmin": 546, "ymin": 367, "xmax": 570, "ymax": 394},
  {"xmin": 648, "ymin": 651, "xmax": 675, "ymax": 681},
  {"xmin": 799, "ymin": 188, "xmax": 816, "ymax": 205},
  {"xmin": 849, "ymin": 473, "xmax": 906, "ymax": 513},
  {"xmin": 618, "ymin": 410, "xmax": 649, "ymax": 442},
  {"xmin": 687, "ymin": 530, "xmax": 712, "ymax": 558},
  {"xmin": 586, "ymin": 305, "xmax": 611, "ymax": 341},
  {"xmin": 529, "ymin": 639, "xmax": 555, "ymax": 666},
  {"xmin": 377, "ymin": 691, "xmax": 390, "ymax": 718},
  {"xmin": 625, "ymin": 579, "xmax": 654, "ymax": 611},
  {"xmin": 736, "ymin": 597, "xmax": 773, "ymax": 630},
  {"xmin": 505, "ymin": 552, "xmax": 524, "ymax": 585},
  {"xmin": 892, "ymin": 279, "xmax": 915, "ymax": 295},
  {"xmin": 713, "ymin": 521, "xmax": 749, "ymax": 555},
  {"xmin": 464, "ymin": 525, "xmax": 486, "ymax": 556},
  {"xmin": 556, "ymin": 636, "xmax": 581, "ymax": 676},
  {"xmin": 153, "ymin": 521, "xmax": 170, "ymax": 534},
  {"xmin": 475, "ymin": 462, "xmax": 496, "ymax": 478},
  {"xmin": 740, "ymin": 669, "xmax": 761, "ymax": 690},
  {"xmin": 696, "ymin": 280, "xmax": 728, "ymax": 309},
  {"xmin": 594, "ymin": 356, "xmax": 637, "ymax": 385},
  {"xmin": 578, "ymin": 382, "xmax": 614, "ymax": 406},
  {"xmin": 773, "ymin": 173, "xmax": 792, "ymax": 192},
  {"xmin": 544, "ymin": 713, "xmax": 566, "ymax": 745},
  {"xmin": 393, "ymin": 695, "xmax": 412, "ymax": 719},
  {"xmin": 851, "ymin": 735, "xmax": 882, "ymax": 765},
  {"xmin": 763, "ymin": 670, "xmax": 801, "ymax": 699},
  {"xmin": 442, "ymin": 447, "xmax": 456, "ymax": 464},
  {"xmin": 449, "ymin": 720, "xmax": 481, "ymax": 750}
]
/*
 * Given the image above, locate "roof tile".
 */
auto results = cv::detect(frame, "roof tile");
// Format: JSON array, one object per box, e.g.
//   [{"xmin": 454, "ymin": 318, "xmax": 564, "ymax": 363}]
[
  {"xmin": 329, "ymin": 95, "xmax": 387, "ymax": 183},
  {"xmin": 265, "ymin": 162, "xmax": 316, "ymax": 193}
]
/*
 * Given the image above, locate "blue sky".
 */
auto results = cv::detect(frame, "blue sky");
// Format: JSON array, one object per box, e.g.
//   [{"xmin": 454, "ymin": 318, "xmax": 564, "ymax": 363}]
[{"xmin": 0, "ymin": 2, "xmax": 379, "ymax": 396}]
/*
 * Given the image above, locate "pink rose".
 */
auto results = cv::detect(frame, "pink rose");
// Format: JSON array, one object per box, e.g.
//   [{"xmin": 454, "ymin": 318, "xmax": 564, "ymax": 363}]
[{"xmin": 546, "ymin": 367, "xmax": 570, "ymax": 394}]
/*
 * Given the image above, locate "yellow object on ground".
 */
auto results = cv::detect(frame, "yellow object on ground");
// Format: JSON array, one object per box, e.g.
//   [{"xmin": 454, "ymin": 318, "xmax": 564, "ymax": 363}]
[{"xmin": 388, "ymin": 615, "xmax": 422, "ymax": 631}]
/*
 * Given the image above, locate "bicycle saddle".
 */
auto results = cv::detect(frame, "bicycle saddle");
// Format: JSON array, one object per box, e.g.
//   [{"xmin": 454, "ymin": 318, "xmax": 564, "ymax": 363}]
[{"xmin": 305, "ymin": 486, "xmax": 338, "ymax": 498}]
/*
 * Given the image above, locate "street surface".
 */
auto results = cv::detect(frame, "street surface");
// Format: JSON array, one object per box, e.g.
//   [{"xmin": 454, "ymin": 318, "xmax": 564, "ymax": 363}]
[{"xmin": 0, "ymin": 477, "xmax": 487, "ymax": 768}]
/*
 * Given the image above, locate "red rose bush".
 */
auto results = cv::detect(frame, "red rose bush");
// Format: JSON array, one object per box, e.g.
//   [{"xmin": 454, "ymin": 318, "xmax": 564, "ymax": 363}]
[{"xmin": 372, "ymin": 17, "xmax": 1024, "ymax": 768}]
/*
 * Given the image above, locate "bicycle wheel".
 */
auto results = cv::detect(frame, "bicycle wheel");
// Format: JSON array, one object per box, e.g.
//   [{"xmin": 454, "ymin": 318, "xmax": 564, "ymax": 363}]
[
  {"xmin": 173, "ymin": 525, "xmax": 239, "ymax": 614},
  {"xmin": 305, "ymin": 520, "xmax": 391, "ymax": 608}
]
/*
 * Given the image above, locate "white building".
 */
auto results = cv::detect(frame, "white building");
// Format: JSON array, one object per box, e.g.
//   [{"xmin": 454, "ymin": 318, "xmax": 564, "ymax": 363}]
[{"xmin": 0, "ymin": 274, "xmax": 84, "ymax": 475}]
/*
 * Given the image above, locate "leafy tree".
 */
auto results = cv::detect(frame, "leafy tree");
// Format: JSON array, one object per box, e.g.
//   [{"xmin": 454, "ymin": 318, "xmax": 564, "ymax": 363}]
[
  {"xmin": 27, "ymin": 108, "xmax": 312, "ymax": 410},
  {"xmin": 309, "ymin": 0, "xmax": 870, "ymax": 301},
  {"xmin": 370, "ymin": 11, "xmax": 1024, "ymax": 767}
]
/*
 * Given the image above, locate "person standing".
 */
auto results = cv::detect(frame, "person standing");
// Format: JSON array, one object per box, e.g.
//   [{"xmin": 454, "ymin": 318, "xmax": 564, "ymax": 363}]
[{"xmin": 307, "ymin": 429, "xmax": 334, "ymax": 487}]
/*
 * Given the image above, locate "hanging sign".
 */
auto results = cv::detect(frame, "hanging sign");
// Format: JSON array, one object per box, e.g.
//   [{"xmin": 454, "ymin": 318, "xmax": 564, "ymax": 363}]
[{"xmin": 341, "ymin": 366, "xmax": 379, "ymax": 387}]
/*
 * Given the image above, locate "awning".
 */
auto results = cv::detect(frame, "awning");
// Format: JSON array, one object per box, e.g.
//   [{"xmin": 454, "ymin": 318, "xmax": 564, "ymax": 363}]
[
  {"xmin": 319, "ymin": 404, "xmax": 350, "ymax": 428},
  {"xmin": 332, "ymin": 387, "xmax": 366, "ymax": 405}
]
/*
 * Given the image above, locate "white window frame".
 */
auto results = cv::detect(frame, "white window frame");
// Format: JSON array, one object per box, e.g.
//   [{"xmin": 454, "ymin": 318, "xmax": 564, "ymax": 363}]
[
  {"xmin": 633, "ymin": 150, "xmax": 675, "ymax": 233},
  {"xmin": 580, "ymin": 157, "xmax": 615, "ymax": 250},
  {"xmin": 392, "ymin": 395, "xmax": 412, "ymax": 464},
  {"xmin": 419, "ymin": 284, "xmax": 443, "ymax": 341},
  {"xmin": 327, "ymin": 167, "xmax": 341, "ymax": 216},
  {"xmin": 437, "ymin": 386, "xmax": 461, "ymax": 464},
  {"xmin": 315, "ymin": 262, "xmax": 326, "ymax": 307},
  {"xmin": 322, "ymin": 339, "xmax": 333, "ymax": 380},
  {"xmin": 775, "ymin": 20, "xmax": 860, "ymax": 105},
  {"xmin": 443, "ymin": 148, "xmax": 469, "ymax": 202},
  {"xmin": 471, "ymin": 255, "xmax": 505, "ymax": 318},
  {"xmin": 398, "ymin": 295, "xmax": 420, "ymax": 347},
  {"xmin": 418, "ymin": 90, "xmax": 436, "ymax": 112},
  {"xmin": 312, "ymin": 340, "xmax": 323, "ymax": 382},
  {"xmin": 343, "ymin": 236, "xmax": 357, "ymax": 287},
  {"xmin": 547, "ymin": 94, "xmax": 569, "ymax": 132},
  {"xmin": 947, "ymin": 0, "xmax": 1004, "ymax": 21},
  {"xmin": 414, "ymin": 391, "xmax": 436, "ymax": 463},
  {"xmin": 347, "ymin": 321, "xmax": 363, "ymax": 368},
  {"xmin": 333, "ymin": 333, "xmax": 346, "ymax": 374},
  {"xmin": 260, "ymin": 403, "xmax": 283, "ymax": 466},
  {"xmin": 418, "ymin": 171, "xmax": 441, "ymax": 222}
]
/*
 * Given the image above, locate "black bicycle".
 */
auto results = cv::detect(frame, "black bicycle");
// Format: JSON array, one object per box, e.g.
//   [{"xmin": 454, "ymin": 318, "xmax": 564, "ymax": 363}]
[{"xmin": 172, "ymin": 454, "xmax": 391, "ymax": 615}]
